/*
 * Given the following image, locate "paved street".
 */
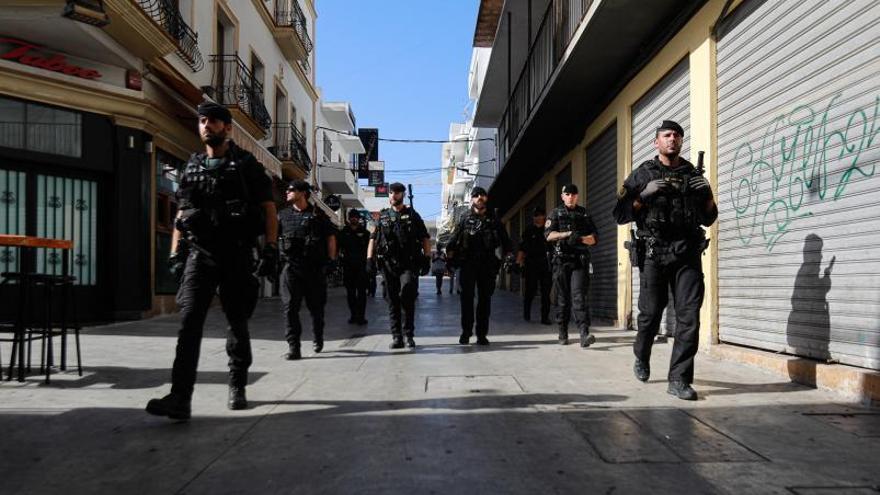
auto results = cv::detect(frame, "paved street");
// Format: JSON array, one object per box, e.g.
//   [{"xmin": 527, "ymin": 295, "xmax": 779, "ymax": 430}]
[{"xmin": 2, "ymin": 278, "xmax": 878, "ymax": 495}]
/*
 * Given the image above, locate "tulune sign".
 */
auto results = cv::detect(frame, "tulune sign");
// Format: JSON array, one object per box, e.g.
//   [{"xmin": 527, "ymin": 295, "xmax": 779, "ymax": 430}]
[{"xmin": 0, "ymin": 37, "xmax": 102, "ymax": 80}]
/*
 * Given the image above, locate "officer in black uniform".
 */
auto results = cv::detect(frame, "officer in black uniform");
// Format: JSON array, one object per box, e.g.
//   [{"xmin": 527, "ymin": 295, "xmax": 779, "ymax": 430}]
[
  {"xmin": 517, "ymin": 206, "xmax": 552, "ymax": 325},
  {"xmin": 546, "ymin": 184, "xmax": 598, "ymax": 347},
  {"xmin": 446, "ymin": 187, "xmax": 512, "ymax": 345},
  {"xmin": 613, "ymin": 120, "xmax": 717, "ymax": 400},
  {"xmin": 147, "ymin": 101, "xmax": 277, "ymax": 420},
  {"xmin": 338, "ymin": 209, "xmax": 369, "ymax": 325},
  {"xmin": 278, "ymin": 180, "xmax": 337, "ymax": 360},
  {"xmin": 367, "ymin": 182, "xmax": 431, "ymax": 349}
]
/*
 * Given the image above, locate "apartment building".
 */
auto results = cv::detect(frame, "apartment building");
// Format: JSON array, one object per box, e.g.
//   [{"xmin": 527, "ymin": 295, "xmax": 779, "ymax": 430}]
[
  {"xmin": 0, "ymin": 0, "xmax": 318, "ymax": 321},
  {"xmin": 473, "ymin": 0, "xmax": 880, "ymax": 373}
]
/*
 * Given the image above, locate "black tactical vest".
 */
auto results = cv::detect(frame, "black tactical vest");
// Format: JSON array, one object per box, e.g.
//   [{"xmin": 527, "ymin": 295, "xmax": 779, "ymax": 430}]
[
  {"xmin": 176, "ymin": 146, "xmax": 262, "ymax": 242},
  {"xmin": 641, "ymin": 163, "xmax": 704, "ymax": 241},
  {"xmin": 279, "ymin": 206, "xmax": 323, "ymax": 262},
  {"xmin": 377, "ymin": 207, "xmax": 421, "ymax": 263},
  {"xmin": 459, "ymin": 212, "xmax": 501, "ymax": 257},
  {"xmin": 553, "ymin": 206, "xmax": 592, "ymax": 258}
]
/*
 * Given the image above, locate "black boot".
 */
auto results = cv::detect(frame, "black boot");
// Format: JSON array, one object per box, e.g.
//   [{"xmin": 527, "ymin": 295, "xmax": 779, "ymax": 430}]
[
  {"xmin": 313, "ymin": 338, "xmax": 324, "ymax": 353},
  {"xmin": 285, "ymin": 344, "xmax": 302, "ymax": 360},
  {"xmin": 389, "ymin": 336, "xmax": 405, "ymax": 349},
  {"xmin": 558, "ymin": 328, "xmax": 569, "ymax": 345},
  {"xmin": 523, "ymin": 308, "xmax": 531, "ymax": 322},
  {"xmin": 633, "ymin": 359, "xmax": 650, "ymax": 382},
  {"xmin": 580, "ymin": 330, "xmax": 596, "ymax": 348},
  {"xmin": 146, "ymin": 393, "xmax": 191, "ymax": 420},
  {"xmin": 228, "ymin": 386, "xmax": 248, "ymax": 410},
  {"xmin": 458, "ymin": 333, "xmax": 471, "ymax": 345},
  {"xmin": 475, "ymin": 336, "xmax": 490, "ymax": 346},
  {"xmin": 667, "ymin": 380, "xmax": 697, "ymax": 400},
  {"xmin": 405, "ymin": 336, "xmax": 416, "ymax": 348}
]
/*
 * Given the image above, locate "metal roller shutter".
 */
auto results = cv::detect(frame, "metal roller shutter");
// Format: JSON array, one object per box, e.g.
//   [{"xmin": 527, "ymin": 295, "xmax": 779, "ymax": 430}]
[
  {"xmin": 716, "ymin": 0, "xmax": 880, "ymax": 369},
  {"xmin": 586, "ymin": 123, "xmax": 618, "ymax": 324},
  {"xmin": 629, "ymin": 57, "xmax": 691, "ymax": 333}
]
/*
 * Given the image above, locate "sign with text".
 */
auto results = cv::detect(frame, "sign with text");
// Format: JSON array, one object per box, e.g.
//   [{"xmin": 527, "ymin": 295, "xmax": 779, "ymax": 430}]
[
  {"xmin": 367, "ymin": 160, "xmax": 385, "ymax": 186},
  {"xmin": 357, "ymin": 128, "xmax": 379, "ymax": 179},
  {"xmin": 0, "ymin": 36, "xmax": 127, "ymax": 88}
]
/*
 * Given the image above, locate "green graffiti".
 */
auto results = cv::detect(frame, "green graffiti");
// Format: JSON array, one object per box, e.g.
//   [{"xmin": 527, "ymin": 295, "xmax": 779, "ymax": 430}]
[{"xmin": 729, "ymin": 93, "xmax": 879, "ymax": 251}]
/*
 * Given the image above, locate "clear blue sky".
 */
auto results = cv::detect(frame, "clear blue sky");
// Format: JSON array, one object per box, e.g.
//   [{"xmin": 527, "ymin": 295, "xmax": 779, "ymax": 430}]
[{"xmin": 316, "ymin": 1, "xmax": 480, "ymax": 219}]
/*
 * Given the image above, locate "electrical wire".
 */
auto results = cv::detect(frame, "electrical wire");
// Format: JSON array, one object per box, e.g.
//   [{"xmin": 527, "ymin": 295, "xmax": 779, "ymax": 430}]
[{"xmin": 316, "ymin": 125, "xmax": 495, "ymax": 144}]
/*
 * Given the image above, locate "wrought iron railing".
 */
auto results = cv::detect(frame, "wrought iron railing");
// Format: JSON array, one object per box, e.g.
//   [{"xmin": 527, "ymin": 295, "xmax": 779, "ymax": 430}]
[
  {"xmin": 270, "ymin": 122, "xmax": 311, "ymax": 171},
  {"xmin": 136, "ymin": 0, "xmax": 204, "ymax": 71},
  {"xmin": 207, "ymin": 54, "xmax": 272, "ymax": 131},
  {"xmin": 497, "ymin": 0, "xmax": 593, "ymax": 167},
  {"xmin": 274, "ymin": 0, "xmax": 314, "ymax": 55}
]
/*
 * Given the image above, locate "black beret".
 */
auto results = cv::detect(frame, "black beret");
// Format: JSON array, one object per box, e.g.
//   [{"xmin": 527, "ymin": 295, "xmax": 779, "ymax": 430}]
[
  {"xmin": 389, "ymin": 182, "xmax": 406, "ymax": 193},
  {"xmin": 471, "ymin": 186, "xmax": 488, "ymax": 197},
  {"xmin": 197, "ymin": 101, "xmax": 232, "ymax": 124},
  {"xmin": 287, "ymin": 180, "xmax": 311, "ymax": 192},
  {"xmin": 656, "ymin": 120, "xmax": 684, "ymax": 136},
  {"xmin": 562, "ymin": 183, "xmax": 578, "ymax": 194}
]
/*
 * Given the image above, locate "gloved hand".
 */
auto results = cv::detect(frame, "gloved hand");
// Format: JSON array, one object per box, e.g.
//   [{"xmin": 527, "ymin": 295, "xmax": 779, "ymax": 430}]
[
  {"xmin": 639, "ymin": 179, "xmax": 669, "ymax": 201},
  {"xmin": 419, "ymin": 254, "xmax": 431, "ymax": 276},
  {"xmin": 324, "ymin": 259, "xmax": 339, "ymax": 277},
  {"xmin": 168, "ymin": 250, "xmax": 187, "ymax": 284},
  {"xmin": 366, "ymin": 258, "xmax": 377, "ymax": 276},
  {"xmin": 688, "ymin": 175, "xmax": 712, "ymax": 198},
  {"xmin": 256, "ymin": 244, "xmax": 278, "ymax": 282},
  {"xmin": 567, "ymin": 233, "xmax": 583, "ymax": 246}
]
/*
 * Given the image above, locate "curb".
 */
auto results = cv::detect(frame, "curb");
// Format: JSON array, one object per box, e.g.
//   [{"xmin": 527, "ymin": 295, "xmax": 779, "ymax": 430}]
[{"xmin": 707, "ymin": 343, "xmax": 880, "ymax": 406}]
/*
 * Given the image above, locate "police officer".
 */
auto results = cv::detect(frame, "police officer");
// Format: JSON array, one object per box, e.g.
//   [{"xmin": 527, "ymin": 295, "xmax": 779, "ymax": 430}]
[
  {"xmin": 367, "ymin": 182, "xmax": 431, "ymax": 349},
  {"xmin": 278, "ymin": 180, "xmax": 337, "ymax": 360},
  {"xmin": 546, "ymin": 184, "xmax": 598, "ymax": 347},
  {"xmin": 446, "ymin": 187, "xmax": 512, "ymax": 345},
  {"xmin": 517, "ymin": 207, "xmax": 552, "ymax": 325},
  {"xmin": 146, "ymin": 101, "xmax": 277, "ymax": 419},
  {"xmin": 338, "ymin": 209, "xmax": 369, "ymax": 325},
  {"xmin": 613, "ymin": 120, "xmax": 717, "ymax": 400}
]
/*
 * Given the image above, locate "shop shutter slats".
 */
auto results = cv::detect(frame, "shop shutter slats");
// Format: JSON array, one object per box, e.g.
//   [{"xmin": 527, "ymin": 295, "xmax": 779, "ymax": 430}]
[{"xmin": 586, "ymin": 123, "xmax": 617, "ymax": 324}]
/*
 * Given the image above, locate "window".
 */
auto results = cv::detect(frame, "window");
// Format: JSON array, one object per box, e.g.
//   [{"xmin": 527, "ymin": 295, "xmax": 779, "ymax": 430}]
[
  {"xmin": 250, "ymin": 51, "xmax": 265, "ymax": 104},
  {"xmin": 155, "ymin": 149, "xmax": 185, "ymax": 294},
  {"xmin": 0, "ymin": 97, "xmax": 82, "ymax": 157}
]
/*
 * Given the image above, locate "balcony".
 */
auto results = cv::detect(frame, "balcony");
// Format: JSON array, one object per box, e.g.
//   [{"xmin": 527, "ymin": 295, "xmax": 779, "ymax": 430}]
[
  {"xmin": 269, "ymin": 122, "xmax": 312, "ymax": 179},
  {"xmin": 134, "ymin": 0, "xmax": 204, "ymax": 71},
  {"xmin": 320, "ymin": 163, "xmax": 358, "ymax": 196},
  {"xmin": 475, "ymin": 0, "xmax": 706, "ymax": 213},
  {"xmin": 251, "ymin": 0, "xmax": 313, "ymax": 66},
  {"xmin": 86, "ymin": 0, "xmax": 203, "ymax": 71},
  {"xmin": 494, "ymin": 0, "xmax": 593, "ymax": 167},
  {"xmin": 206, "ymin": 55, "xmax": 272, "ymax": 140}
]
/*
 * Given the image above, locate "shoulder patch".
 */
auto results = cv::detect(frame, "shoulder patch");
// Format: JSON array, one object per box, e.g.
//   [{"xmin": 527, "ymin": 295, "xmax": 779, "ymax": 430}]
[{"xmin": 544, "ymin": 219, "xmax": 552, "ymax": 229}]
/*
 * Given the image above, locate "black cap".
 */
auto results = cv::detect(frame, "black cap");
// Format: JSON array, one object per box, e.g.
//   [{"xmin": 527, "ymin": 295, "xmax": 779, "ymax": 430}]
[
  {"xmin": 532, "ymin": 206, "xmax": 546, "ymax": 216},
  {"xmin": 471, "ymin": 186, "xmax": 488, "ymax": 197},
  {"xmin": 389, "ymin": 182, "xmax": 406, "ymax": 193},
  {"xmin": 562, "ymin": 183, "xmax": 578, "ymax": 194},
  {"xmin": 656, "ymin": 120, "xmax": 684, "ymax": 136},
  {"xmin": 197, "ymin": 101, "xmax": 232, "ymax": 124},
  {"xmin": 287, "ymin": 180, "xmax": 311, "ymax": 192}
]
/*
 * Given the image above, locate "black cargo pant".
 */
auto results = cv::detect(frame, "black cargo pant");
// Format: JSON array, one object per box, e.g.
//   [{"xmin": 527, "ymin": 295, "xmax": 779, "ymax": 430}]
[
  {"xmin": 384, "ymin": 268, "xmax": 418, "ymax": 338},
  {"xmin": 343, "ymin": 264, "xmax": 368, "ymax": 321},
  {"xmin": 523, "ymin": 259, "xmax": 551, "ymax": 321},
  {"xmin": 459, "ymin": 261, "xmax": 498, "ymax": 338},
  {"xmin": 171, "ymin": 246, "xmax": 258, "ymax": 399},
  {"xmin": 553, "ymin": 257, "xmax": 591, "ymax": 334},
  {"xmin": 281, "ymin": 263, "xmax": 327, "ymax": 347},
  {"xmin": 634, "ymin": 255, "xmax": 704, "ymax": 383}
]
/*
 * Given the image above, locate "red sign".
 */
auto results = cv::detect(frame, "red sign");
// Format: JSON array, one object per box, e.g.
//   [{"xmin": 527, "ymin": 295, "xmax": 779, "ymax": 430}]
[{"xmin": 0, "ymin": 37, "xmax": 102, "ymax": 80}]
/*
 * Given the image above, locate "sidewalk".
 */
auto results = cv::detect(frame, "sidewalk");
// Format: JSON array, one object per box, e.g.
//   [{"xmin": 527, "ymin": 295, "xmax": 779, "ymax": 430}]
[{"xmin": 2, "ymin": 278, "xmax": 878, "ymax": 494}]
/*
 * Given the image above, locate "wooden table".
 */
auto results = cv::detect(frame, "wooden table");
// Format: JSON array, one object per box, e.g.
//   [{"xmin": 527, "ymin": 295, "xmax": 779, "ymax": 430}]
[{"xmin": 1, "ymin": 235, "xmax": 73, "ymax": 382}]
